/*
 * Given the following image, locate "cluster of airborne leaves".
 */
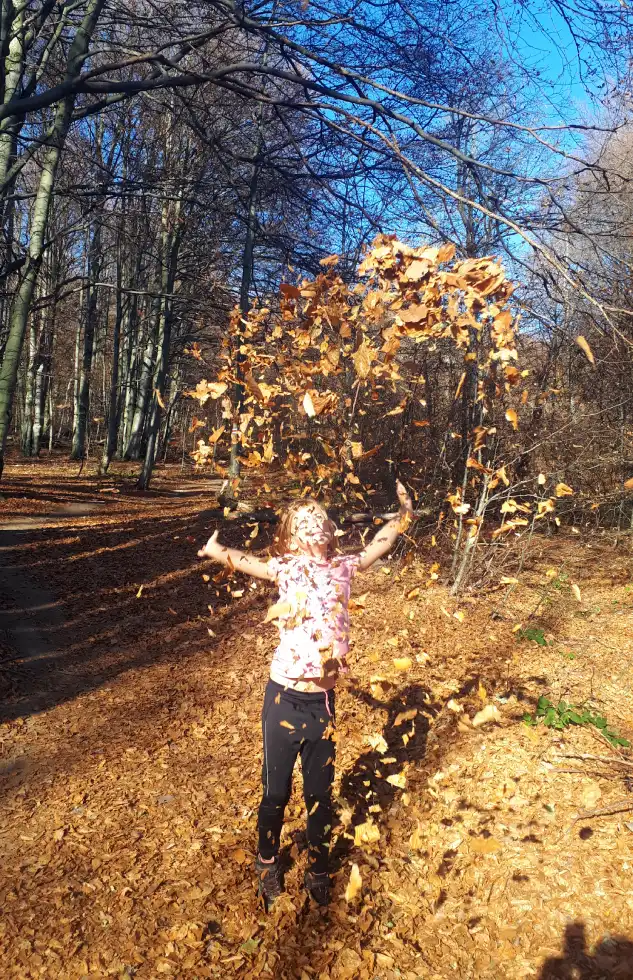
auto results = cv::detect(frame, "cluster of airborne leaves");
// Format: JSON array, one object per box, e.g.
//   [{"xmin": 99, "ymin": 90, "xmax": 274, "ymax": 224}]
[{"xmin": 187, "ymin": 235, "xmax": 568, "ymax": 541}]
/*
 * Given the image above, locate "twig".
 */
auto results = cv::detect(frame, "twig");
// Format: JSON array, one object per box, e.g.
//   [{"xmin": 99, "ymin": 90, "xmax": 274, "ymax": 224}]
[
  {"xmin": 568, "ymin": 799, "xmax": 633, "ymax": 831},
  {"xmin": 588, "ymin": 723, "xmax": 628, "ymax": 758},
  {"xmin": 553, "ymin": 752, "xmax": 633, "ymax": 769}
]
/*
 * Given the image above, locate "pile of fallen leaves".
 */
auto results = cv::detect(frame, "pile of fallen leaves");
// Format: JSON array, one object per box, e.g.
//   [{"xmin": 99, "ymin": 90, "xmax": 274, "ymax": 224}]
[{"xmin": 1, "ymin": 459, "xmax": 633, "ymax": 979}]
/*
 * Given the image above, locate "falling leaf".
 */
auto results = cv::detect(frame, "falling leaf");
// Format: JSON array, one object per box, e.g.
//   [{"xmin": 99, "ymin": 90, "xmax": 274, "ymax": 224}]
[
  {"xmin": 393, "ymin": 657, "xmax": 412, "ymax": 671},
  {"xmin": 345, "ymin": 863, "xmax": 363, "ymax": 902},
  {"xmin": 409, "ymin": 821, "xmax": 424, "ymax": 850},
  {"xmin": 624, "ymin": 477, "xmax": 633, "ymax": 489},
  {"xmin": 453, "ymin": 610, "xmax": 465, "ymax": 623},
  {"xmin": 394, "ymin": 708, "xmax": 417, "ymax": 726},
  {"xmin": 500, "ymin": 576, "xmax": 519, "ymax": 585},
  {"xmin": 319, "ymin": 252, "xmax": 340, "ymax": 267},
  {"xmin": 555, "ymin": 482, "xmax": 574, "ymax": 497},
  {"xmin": 571, "ymin": 583, "xmax": 582, "ymax": 602},
  {"xmin": 576, "ymin": 335, "xmax": 595, "ymax": 365},
  {"xmin": 351, "ymin": 341, "xmax": 375, "ymax": 379},
  {"xmin": 447, "ymin": 699, "xmax": 463, "ymax": 714},
  {"xmin": 505, "ymin": 408, "xmax": 518, "ymax": 430},
  {"xmin": 406, "ymin": 587, "xmax": 420, "ymax": 599},
  {"xmin": 354, "ymin": 820, "xmax": 381, "ymax": 846},
  {"xmin": 264, "ymin": 601, "xmax": 292, "ymax": 623},
  {"xmin": 204, "ymin": 426, "xmax": 224, "ymax": 447},
  {"xmin": 366, "ymin": 733, "xmax": 388, "ymax": 754},
  {"xmin": 155, "ymin": 388, "xmax": 166, "ymax": 410},
  {"xmin": 185, "ymin": 380, "xmax": 228, "ymax": 404},
  {"xmin": 477, "ymin": 680, "xmax": 487, "ymax": 704},
  {"xmin": 279, "ymin": 720, "xmax": 295, "ymax": 730},
  {"xmin": 470, "ymin": 836, "xmax": 502, "ymax": 855},
  {"xmin": 454, "ymin": 371, "xmax": 466, "ymax": 401},
  {"xmin": 136, "ymin": 585, "xmax": 143, "ymax": 598},
  {"xmin": 538, "ymin": 473, "xmax": 546, "ymax": 485},
  {"xmin": 303, "ymin": 390, "xmax": 316, "ymax": 418},
  {"xmin": 302, "ymin": 388, "xmax": 338, "ymax": 417},
  {"xmin": 386, "ymin": 771, "xmax": 407, "ymax": 789},
  {"xmin": 472, "ymin": 704, "xmax": 501, "ymax": 728}
]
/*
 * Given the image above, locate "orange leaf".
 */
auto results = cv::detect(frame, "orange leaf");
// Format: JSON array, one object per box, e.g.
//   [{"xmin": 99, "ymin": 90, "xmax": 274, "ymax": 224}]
[
  {"xmin": 470, "ymin": 836, "xmax": 502, "ymax": 855},
  {"xmin": 576, "ymin": 335, "xmax": 595, "ymax": 366}
]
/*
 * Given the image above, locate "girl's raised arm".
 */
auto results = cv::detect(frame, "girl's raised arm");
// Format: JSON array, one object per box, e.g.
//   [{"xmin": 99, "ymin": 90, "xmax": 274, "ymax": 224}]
[
  {"xmin": 198, "ymin": 530, "xmax": 276, "ymax": 581},
  {"xmin": 358, "ymin": 481, "xmax": 414, "ymax": 571}
]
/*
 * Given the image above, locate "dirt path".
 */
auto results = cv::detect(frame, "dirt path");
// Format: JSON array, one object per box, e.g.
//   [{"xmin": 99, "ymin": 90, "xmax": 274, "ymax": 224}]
[{"xmin": 1, "ymin": 462, "xmax": 633, "ymax": 979}]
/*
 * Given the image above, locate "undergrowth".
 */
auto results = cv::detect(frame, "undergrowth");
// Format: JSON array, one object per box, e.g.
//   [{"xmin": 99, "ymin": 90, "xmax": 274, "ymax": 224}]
[{"xmin": 523, "ymin": 696, "xmax": 630, "ymax": 748}]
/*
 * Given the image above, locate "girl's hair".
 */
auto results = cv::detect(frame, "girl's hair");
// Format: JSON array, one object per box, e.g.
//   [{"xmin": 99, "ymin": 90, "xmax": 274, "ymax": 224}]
[{"xmin": 272, "ymin": 498, "xmax": 329, "ymax": 556}]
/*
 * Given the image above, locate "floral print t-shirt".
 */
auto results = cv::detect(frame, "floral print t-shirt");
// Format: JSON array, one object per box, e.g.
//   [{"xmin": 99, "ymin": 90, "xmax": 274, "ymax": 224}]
[{"xmin": 267, "ymin": 553, "xmax": 360, "ymax": 680}]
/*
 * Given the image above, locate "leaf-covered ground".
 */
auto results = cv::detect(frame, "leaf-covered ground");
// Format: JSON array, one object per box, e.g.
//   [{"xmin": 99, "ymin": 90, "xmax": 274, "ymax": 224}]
[{"xmin": 1, "ymin": 458, "xmax": 633, "ymax": 979}]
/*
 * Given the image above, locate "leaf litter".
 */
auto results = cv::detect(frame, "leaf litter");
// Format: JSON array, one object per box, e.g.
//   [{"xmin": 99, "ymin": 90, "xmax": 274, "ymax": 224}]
[{"xmin": 0, "ymin": 460, "xmax": 633, "ymax": 977}]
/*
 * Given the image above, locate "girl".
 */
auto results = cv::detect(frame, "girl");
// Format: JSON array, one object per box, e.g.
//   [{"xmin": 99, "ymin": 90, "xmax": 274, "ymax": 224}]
[{"xmin": 197, "ymin": 482, "xmax": 414, "ymax": 908}]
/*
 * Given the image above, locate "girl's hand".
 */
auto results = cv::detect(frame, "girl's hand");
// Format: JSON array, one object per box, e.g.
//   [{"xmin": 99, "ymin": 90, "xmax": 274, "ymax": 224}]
[
  {"xmin": 396, "ymin": 480, "xmax": 414, "ymax": 517},
  {"xmin": 198, "ymin": 530, "xmax": 221, "ymax": 559}
]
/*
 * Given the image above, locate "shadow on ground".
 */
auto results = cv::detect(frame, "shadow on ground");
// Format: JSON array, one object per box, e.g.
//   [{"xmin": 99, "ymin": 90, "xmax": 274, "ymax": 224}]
[{"xmin": 540, "ymin": 922, "xmax": 633, "ymax": 979}]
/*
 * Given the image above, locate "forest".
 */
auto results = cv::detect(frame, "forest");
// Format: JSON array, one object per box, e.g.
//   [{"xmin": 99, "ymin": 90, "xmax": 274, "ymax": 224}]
[{"xmin": 1, "ymin": 1, "xmax": 633, "ymax": 978}]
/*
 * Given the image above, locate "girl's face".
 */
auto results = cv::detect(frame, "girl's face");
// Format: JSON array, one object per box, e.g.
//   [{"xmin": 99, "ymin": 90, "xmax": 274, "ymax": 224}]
[{"xmin": 289, "ymin": 503, "xmax": 333, "ymax": 558}]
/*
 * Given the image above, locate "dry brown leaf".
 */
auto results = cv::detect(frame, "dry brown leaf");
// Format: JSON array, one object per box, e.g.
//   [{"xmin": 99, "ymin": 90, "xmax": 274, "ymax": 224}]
[
  {"xmin": 555, "ymin": 482, "xmax": 574, "ymax": 497},
  {"xmin": 580, "ymin": 780, "xmax": 602, "ymax": 809},
  {"xmin": 472, "ymin": 704, "xmax": 501, "ymax": 727},
  {"xmin": 354, "ymin": 820, "xmax": 381, "ymax": 846},
  {"xmin": 447, "ymin": 699, "xmax": 463, "ymax": 713},
  {"xmin": 264, "ymin": 601, "xmax": 292, "ymax": 623},
  {"xmin": 576, "ymin": 335, "xmax": 595, "ymax": 365},
  {"xmin": 393, "ymin": 708, "xmax": 417, "ymax": 726},
  {"xmin": 470, "ymin": 836, "xmax": 502, "ymax": 855},
  {"xmin": 351, "ymin": 341, "xmax": 375, "ymax": 379},
  {"xmin": 386, "ymin": 771, "xmax": 407, "ymax": 789},
  {"xmin": 345, "ymin": 863, "xmax": 362, "ymax": 902},
  {"xmin": 365, "ymin": 733, "xmax": 388, "ymax": 754}
]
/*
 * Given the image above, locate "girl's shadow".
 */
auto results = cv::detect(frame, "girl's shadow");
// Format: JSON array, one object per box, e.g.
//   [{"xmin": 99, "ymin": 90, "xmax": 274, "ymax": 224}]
[
  {"xmin": 331, "ymin": 681, "xmax": 436, "ymax": 871},
  {"xmin": 540, "ymin": 922, "xmax": 633, "ymax": 979}
]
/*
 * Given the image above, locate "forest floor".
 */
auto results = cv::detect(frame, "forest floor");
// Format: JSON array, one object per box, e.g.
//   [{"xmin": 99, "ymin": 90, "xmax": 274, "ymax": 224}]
[{"xmin": 1, "ymin": 455, "xmax": 633, "ymax": 980}]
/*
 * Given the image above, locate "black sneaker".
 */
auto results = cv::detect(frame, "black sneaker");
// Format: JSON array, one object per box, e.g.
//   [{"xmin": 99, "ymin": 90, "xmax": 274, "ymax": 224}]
[
  {"xmin": 304, "ymin": 869, "xmax": 331, "ymax": 906},
  {"xmin": 256, "ymin": 856, "xmax": 283, "ymax": 908}
]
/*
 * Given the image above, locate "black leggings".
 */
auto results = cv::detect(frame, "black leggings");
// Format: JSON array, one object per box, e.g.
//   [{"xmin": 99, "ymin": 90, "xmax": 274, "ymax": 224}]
[{"xmin": 258, "ymin": 679, "xmax": 335, "ymax": 875}]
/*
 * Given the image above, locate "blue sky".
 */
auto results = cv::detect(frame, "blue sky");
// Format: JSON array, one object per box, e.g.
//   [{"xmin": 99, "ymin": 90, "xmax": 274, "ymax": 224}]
[{"xmin": 497, "ymin": 1, "xmax": 609, "ymax": 128}]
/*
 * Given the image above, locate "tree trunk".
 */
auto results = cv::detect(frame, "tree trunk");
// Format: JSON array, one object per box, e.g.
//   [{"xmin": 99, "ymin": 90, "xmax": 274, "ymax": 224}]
[
  {"xmin": 71, "ymin": 219, "xmax": 101, "ymax": 459},
  {"xmin": 227, "ymin": 134, "xmax": 262, "ymax": 495},
  {"xmin": 31, "ymin": 360, "xmax": 45, "ymax": 455},
  {"xmin": 137, "ymin": 191, "xmax": 184, "ymax": 491},
  {"xmin": 20, "ymin": 315, "xmax": 37, "ymax": 454},
  {"xmin": 100, "ymin": 237, "xmax": 124, "ymax": 473},
  {"xmin": 124, "ymin": 302, "xmax": 158, "ymax": 459},
  {"xmin": 0, "ymin": 0, "xmax": 107, "ymax": 479}
]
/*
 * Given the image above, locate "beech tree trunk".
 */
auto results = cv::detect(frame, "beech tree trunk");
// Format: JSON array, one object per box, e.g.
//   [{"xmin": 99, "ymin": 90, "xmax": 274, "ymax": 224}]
[{"xmin": 0, "ymin": 0, "xmax": 106, "ymax": 479}]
